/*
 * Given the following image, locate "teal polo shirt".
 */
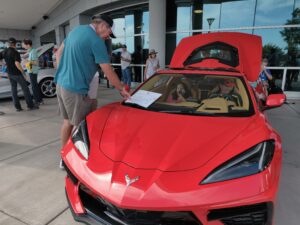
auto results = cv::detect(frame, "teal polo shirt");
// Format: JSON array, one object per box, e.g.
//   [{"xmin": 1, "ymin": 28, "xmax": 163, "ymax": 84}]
[
  {"xmin": 28, "ymin": 48, "xmax": 39, "ymax": 74},
  {"xmin": 55, "ymin": 25, "xmax": 109, "ymax": 94}
]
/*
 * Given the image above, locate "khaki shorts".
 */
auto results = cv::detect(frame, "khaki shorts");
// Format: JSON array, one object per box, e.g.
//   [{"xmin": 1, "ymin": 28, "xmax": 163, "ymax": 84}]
[{"xmin": 57, "ymin": 85, "xmax": 92, "ymax": 126}]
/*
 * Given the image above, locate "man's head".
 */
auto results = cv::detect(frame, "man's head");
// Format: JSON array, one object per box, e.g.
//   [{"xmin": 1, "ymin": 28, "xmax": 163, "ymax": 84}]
[
  {"xmin": 22, "ymin": 39, "xmax": 32, "ymax": 49},
  {"xmin": 122, "ymin": 44, "xmax": 127, "ymax": 52},
  {"xmin": 8, "ymin": 37, "xmax": 17, "ymax": 47},
  {"xmin": 91, "ymin": 15, "xmax": 116, "ymax": 40},
  {"xmin": 223, "ymin": 78, "xmax": 236, "ymax": 88}
]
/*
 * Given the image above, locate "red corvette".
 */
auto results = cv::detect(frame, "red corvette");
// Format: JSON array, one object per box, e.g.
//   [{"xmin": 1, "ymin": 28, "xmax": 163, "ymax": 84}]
[{"xmin": 62, "ymin": 32, "xmax": 285, "ymax": 225}]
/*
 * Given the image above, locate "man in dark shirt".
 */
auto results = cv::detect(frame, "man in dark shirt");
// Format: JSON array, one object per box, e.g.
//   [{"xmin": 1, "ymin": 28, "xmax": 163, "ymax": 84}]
[{"xmin": 0, "ymin": 37, "xmax": 38, "ymax": 111}]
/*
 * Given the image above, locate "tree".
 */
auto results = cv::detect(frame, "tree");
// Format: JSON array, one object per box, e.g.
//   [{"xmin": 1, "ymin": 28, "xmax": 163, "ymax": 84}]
[
  {"xmin": 263, "ymin": 44, "xmax": 285, "ymax": 66},
  {"xmin": 280, "ymin": 8, "xmax": 300, "ymax": 66}
]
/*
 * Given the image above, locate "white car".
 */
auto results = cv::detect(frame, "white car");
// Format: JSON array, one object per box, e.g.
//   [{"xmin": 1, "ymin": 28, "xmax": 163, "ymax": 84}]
[{"xmin": 0, "ymin": 43, "xmax": 56, "ymax": 99}]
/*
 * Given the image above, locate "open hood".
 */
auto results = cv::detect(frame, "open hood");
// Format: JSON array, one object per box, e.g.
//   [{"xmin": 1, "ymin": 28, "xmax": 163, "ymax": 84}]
[{"xmin": 169, "ymin": 32, "xmax": 262, "ymax": 82}]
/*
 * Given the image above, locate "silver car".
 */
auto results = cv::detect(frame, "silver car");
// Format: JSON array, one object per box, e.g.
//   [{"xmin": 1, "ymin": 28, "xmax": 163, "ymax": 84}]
[{"xmin": 0, "ymin": 43, "xmax": 56, "ymax": 99}]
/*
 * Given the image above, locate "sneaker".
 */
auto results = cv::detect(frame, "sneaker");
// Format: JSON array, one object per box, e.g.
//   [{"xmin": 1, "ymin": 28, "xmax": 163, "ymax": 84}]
[
  {"xmin": 16, "ymin": 108, "xmax": 23, "ymax": 112},
  {"xmin": 39, "ymin": 101, "xmax": 45, "ymax": 105},
  {"xmin": 59, "ymin": 159, "xmax": 65, "ymax": 170}
]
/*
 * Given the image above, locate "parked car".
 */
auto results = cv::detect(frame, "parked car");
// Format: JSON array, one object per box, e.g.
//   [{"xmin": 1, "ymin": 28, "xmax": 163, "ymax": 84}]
[
  {"xmin": 62, "ymin": 32, "xmax": 285, "ymax": 225},
  {"xmin": 0, "ymin": 43, "xmax": 56, "ymax": 99}
]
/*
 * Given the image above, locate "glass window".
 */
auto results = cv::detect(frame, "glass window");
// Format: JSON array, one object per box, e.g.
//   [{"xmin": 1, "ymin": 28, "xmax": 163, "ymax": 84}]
[
  {"xmin": 202, "ymin": 3, "xmax": 221, "ymax": 30},
  {"xmin": 285, "ymin": 69, "xmax": 300, "ymax": 91},
  {"xmin": 112, "ymin": 18, "xmax": 125, "ymax": 50},
  {"xmin": 255, "ymin": 28, "xmax": 287, "ymax": 64},
  {"xmin": 295, "ymin": 0, "xmax": 300, "ymax": 9},
  {"xmin": 124, "ymin": 73, "xmax": 253, "ymax": 117},
  {"xmin": 125, "ymin": 14, "xmax": 134, "ymax": 53},
  {"xmin": 142, "ymin": 11, "xmax": 149, "ymax": 49},
  {"xmin": 255, "ymin": 0, "xmax": 294, "ymax": 26},
  {"xmin": 255, "ymin": 27, "xmax": 300, "ymax": 67},
  {"xmin": 176, "ymin": 6, "xmax": 192, "ymax": 44},
  {"xmin": 220, "ymin": 0, "xmax": 255, "ymax": 28}
]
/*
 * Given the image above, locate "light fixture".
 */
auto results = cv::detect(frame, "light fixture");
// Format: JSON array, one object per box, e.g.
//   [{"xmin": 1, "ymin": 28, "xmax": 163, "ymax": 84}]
[{"xmin": 194, "ymin": 9, "xmax": 203, "ymax": 14}]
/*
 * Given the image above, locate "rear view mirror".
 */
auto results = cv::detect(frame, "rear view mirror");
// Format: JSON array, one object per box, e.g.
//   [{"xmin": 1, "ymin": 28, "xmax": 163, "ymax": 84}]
[{"xmin": 265, "ymin": 94, "xmax": 286, "ymax": 109}]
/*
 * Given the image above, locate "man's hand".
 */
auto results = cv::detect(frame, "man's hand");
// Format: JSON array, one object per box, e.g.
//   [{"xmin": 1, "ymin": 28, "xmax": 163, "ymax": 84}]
[{"xmin": 120, "ymin": 85, "xmax": 131, "ymax": 100}]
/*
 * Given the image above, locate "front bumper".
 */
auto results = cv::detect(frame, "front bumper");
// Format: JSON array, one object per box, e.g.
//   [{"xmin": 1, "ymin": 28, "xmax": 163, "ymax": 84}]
[
  {"xmin": 62, "ymin": 139, "xmax": 280, "ymax": 225},
  {"xmin": 64, "ymin": 161, "xmax": 276, "ymax": 225}
]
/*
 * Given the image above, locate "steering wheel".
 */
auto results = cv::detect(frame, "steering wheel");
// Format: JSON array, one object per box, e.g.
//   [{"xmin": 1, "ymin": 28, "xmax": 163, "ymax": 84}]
[{"xmin": 208, "ymin": 93, "xmax": 242, "ymax": 106}]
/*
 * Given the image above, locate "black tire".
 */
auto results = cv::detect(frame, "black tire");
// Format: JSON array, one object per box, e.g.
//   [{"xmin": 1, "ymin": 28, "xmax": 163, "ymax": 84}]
[{"xmin": 38, "ymin": 77, "xmax": 56, "ymax": 98}]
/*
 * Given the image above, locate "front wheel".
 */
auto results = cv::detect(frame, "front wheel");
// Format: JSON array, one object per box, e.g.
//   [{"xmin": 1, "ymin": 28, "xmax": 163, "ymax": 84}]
[{"xmin": 39, "ymin": 77, "xmax": 56, "ymax": 98}]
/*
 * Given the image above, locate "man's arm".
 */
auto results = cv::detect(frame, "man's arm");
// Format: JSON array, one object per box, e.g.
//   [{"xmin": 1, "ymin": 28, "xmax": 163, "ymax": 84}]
[
  {"xmin": 264, "ymin": 68, "xmax": 273, "ymax": 80},
  {"xmin": 15, "ymin": 61, "xmax": 25, "ymax": 75},
  {"xmin": 100, "ymin": 64, "xmax": 130, "ymax": 99},
  {"xmin": 55, "ymin": 43, "xmax": 64, "ymax": 68}
]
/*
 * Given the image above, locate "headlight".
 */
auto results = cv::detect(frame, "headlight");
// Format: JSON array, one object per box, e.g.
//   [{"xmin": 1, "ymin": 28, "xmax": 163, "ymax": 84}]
[
  {"xmin": 71, "ymin": 120, "xmax": 90, "ymax": 160},
  {"xmin": 201, "ymin": 140, "xmax": 275, "ymax": 184}
]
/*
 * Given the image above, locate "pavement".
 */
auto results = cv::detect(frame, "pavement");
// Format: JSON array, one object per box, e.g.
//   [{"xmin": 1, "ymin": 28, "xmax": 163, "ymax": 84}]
[{"xmin": 0, "ymin": 85, "xmax": 299, "ymax": 225}]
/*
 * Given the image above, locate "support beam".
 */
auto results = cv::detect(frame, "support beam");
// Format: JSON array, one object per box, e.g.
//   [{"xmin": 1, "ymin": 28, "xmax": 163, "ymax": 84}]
[{"xmin": 149, "ymin": 0, "xmax": 166, "ymax": 68}]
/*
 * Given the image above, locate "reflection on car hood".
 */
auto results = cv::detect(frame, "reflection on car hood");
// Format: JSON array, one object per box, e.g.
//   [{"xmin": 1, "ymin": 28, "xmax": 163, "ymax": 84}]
[{"xmin": 97, "ymin": 105, "xmax": 253, "ymax": 171}]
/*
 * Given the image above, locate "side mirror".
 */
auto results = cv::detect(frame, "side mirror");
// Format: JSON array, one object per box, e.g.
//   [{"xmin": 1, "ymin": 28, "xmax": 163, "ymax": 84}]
[{"xmin": 265, "ymin": 94, "xmax": 286, "ymax": 109}]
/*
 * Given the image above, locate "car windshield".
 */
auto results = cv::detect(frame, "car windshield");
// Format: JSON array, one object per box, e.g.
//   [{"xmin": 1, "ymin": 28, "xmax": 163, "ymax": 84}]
[{"xmin": 124, "ymin": 73, "xmax": 254, "ymax": 117}]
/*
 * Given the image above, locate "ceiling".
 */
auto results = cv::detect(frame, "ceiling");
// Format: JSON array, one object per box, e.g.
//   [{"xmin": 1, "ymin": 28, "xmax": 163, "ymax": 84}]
[{"xmin": 0, "ymin": 0, "xmax": 63, "ymax": 30}]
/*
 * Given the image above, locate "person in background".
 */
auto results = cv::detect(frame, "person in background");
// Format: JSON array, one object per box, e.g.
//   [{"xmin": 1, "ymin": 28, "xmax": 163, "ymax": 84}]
[
  {"xmin": 120, "ymin": 44, "xmax": 132, "ymax": 88},
  {"xmin": 144, "ymin": 49, "xmax": 160, "ymax": 81},
  {"xmin": 132, "ymin": 45, "xmax": 142, "ymax": 82},
  {"xmin": 259, "ymin": 58, "xmax": 273, "ymax": 95},
  {"xmin": 22, "ymin": 39, "xmax": 44, "ymax": 105},
  {"xmin": 167, "ymin": 82, "xmax": 191, "ymax": 103},
  {"xmin": 0, "ymin": 38, "xmax": 38, "ymax": 111},
  {"xmin": 55, "ymin": 15, "xmax": 130, "ymax": 168}
]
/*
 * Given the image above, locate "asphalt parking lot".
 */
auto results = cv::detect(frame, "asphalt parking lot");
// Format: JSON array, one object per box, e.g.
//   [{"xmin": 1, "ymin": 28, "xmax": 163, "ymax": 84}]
[{"xmin": 0, "ymin": 85, "xmax": 299, "ymax": 225}]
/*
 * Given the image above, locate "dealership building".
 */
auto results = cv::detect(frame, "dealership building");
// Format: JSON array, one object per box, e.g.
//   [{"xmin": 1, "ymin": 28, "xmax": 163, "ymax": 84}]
[{"xmin": 1, "ymin": 0, "xmax": 300, "ymax": 98}]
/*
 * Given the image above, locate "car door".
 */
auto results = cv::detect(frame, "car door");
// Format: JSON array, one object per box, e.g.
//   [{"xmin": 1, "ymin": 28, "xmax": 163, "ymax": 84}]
[{"xmin": 0, "ymin": 74, "xmax": 13, "ymax": 98}]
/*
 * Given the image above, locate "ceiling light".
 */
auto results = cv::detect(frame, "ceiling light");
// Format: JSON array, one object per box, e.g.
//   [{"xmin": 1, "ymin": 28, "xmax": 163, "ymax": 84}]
[{"xmin": 194, "ymin": 9, "xmax": 203, "ymax": 14}]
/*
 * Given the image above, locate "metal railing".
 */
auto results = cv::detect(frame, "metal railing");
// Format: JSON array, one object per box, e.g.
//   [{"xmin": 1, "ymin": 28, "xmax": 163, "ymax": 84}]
[{"xmin": 267, "ymin": 66, "xmax": 300, "ymax": 91}]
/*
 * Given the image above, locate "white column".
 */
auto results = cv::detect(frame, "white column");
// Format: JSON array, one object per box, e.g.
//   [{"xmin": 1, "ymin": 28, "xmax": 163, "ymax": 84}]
[
  {"xmin": 70, "ymin": 15, "xmax": 91, "ymax": 31},
  {"xmin": 55, "ymin": 26, "xmax": 64, "ymax": 45},
  {"xmin": 79, "ymin": 15, "xmax": 91, "ymax": 25},
  {"xmin": 69, "ymin": 15, "xmax": 81, "ymax": 31},
  {"xmin": 149, "ymin": 0, "xmax": 166, "ymax": 68}
]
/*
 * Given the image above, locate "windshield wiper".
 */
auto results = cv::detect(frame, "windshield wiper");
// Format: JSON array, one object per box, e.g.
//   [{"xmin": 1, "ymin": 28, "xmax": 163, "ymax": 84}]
[{"xmin": 122, "ymin": 102, "xmax": 148, "ymax": 110}]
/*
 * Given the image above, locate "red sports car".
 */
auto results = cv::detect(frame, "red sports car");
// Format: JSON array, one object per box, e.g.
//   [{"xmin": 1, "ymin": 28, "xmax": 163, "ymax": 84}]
[{"xmin": 62, "ymin": 32, "xmax": 285, "ymax": 225}]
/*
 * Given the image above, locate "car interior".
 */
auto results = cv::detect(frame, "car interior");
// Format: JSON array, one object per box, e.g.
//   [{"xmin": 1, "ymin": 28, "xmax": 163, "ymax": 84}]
[{"xmin": 141, "ymin": 73, "xmax": 250, "ymax": 114}]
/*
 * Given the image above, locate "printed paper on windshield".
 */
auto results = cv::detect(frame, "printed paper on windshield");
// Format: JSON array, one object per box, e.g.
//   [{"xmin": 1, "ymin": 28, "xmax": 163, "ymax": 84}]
[{"xmin": 125, "ymin": 90, "xmax": 162, "ymax": 108}]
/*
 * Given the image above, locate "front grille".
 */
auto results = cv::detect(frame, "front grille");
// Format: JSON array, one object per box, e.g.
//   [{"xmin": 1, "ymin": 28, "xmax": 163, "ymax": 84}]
[
  {"xmin": 207, "ymin": 202, "xmax": 273, "ymax": 225},
  {"xmin": 79, "ymin": 185, "xmax": 202, "ymax": 225}
]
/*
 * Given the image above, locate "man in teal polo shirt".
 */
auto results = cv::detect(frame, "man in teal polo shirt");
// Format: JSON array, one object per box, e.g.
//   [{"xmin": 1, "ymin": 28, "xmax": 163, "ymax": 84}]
[{"xmin": 55, "ymin": 14, "xmax": 130, "ymax": 152}]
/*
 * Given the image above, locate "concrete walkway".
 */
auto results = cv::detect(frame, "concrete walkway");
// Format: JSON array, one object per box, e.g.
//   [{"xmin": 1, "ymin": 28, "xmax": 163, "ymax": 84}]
[{"xmin": 0, "ymin": 85, "xmax": 299, "ymax": 225}]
